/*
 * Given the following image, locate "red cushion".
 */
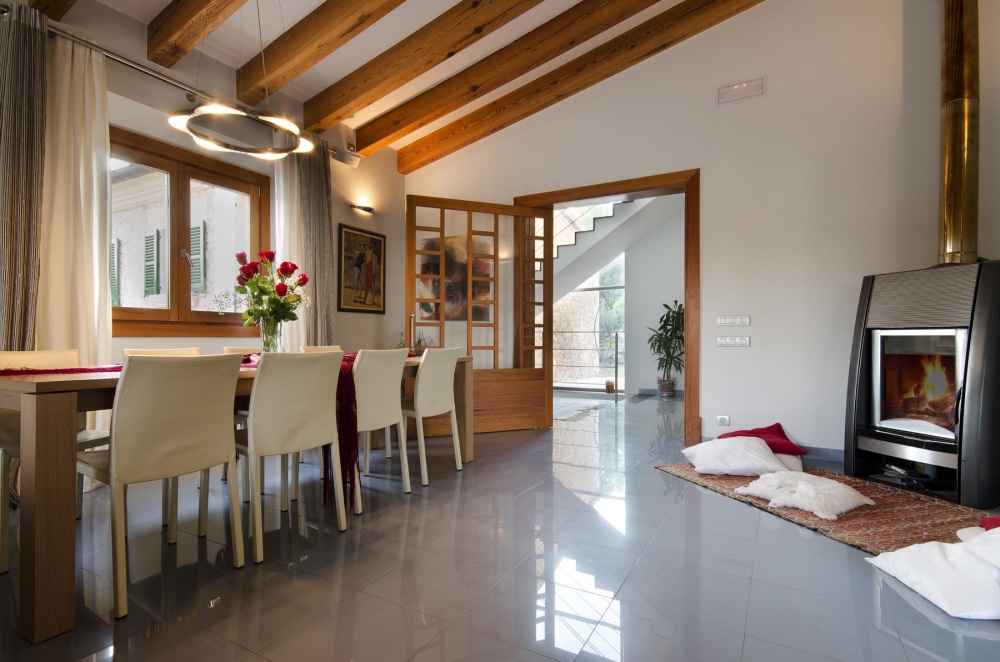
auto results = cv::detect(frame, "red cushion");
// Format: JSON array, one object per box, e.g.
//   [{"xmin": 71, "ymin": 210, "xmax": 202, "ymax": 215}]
[
  {"xmin": 718, "ymin": 423, "xmax": 807, "ymax": 456},
  {"xmin": 980, "ymin": 516, "xmax": 1000, "ymax": 531}
]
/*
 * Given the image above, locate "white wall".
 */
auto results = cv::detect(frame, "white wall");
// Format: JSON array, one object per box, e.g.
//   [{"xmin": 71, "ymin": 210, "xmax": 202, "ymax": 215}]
[
  {"xmin": 405, "ymin": 0, "xmax": 995, "ymax": 450},
  {"xmin": 327, "ymin": 148, "xmax": 407, "ymax": 351},
  {"xmin": 624, "ymin": 199, "xmax": 684, "ymax": 395}
]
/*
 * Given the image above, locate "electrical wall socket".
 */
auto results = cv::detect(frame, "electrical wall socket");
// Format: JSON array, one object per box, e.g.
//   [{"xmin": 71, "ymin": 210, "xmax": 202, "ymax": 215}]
[{"xmin": 716, "ymin": 415, "xmax": 731, "ymax": 426}]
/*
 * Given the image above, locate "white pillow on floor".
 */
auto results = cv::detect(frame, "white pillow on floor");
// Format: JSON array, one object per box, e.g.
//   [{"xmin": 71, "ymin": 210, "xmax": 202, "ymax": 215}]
[
  {"xmin": 681, "ymin": 436, "xmax": 788, "ymax": 476},
  {"xmin": 775, "ymin": 453, "xmax": 803, "ymax": 472},
  {"xmin": 867, "ymin": 528, "xmax": 1000, "ymax": 619},
  {"xmin": 735, "ymin": 470, "xmax": 874, "ymax": 520}
]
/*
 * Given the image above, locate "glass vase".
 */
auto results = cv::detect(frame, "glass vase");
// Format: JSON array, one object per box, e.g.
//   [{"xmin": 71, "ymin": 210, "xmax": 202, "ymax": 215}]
[{"xmin": 259, "ymin": 317, "xmax": 281, "ymax": 353}]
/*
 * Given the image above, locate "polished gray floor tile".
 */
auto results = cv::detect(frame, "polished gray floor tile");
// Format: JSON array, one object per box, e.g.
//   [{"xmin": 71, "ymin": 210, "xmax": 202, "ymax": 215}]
[
  {"xmin": 80, "ymin": 616, "xmax": 256, "ymax": 662},
  {"xmin": 616, "ymin": 556, "xmax": 752, "ymax": 635},
  {"xmin": 745, "ymin": 580, "xmax": 908, "ymax": 661},
  {"xmin": 755, "ymin": 511, "xmax": 852, "ymax": 558},
  {"xmin": 644, "ymin": 520, "xmax": 756, "ymax": 579},
  {"xmin": 456, "ymin": 573, "xmax": 613, "ymax": 662},
  {"xmin": 553, "ymin": 508, "xmax": 660, "ymax": 555},
  {"xmin": 741, "ymin": 636, "xmax": 838, "ymax": 661},
  {"xmin": 408, "ymin": 624, "xmax": 554, "ymax": 661},
  {"xmin": 752, "ymin": 540, "xmax": 876, "ymax": 601},
  {"xmin": 199, "ymin": 563, "xmax": 355, "ymax": 652},
  {"xmin": 577, "ymin": 598, "xmax": 745, "ymax": 662},
  {"xmin": 257, "ymin": 592, "xmax": 448, "ymax": 662},
  {"xmin": 512, "ymin": 537, "xmax": 640, "ymax": 597},
  {"xmin": 429, "ymin": 519, "xmax": 541, "ymax": 572},
  {"xmin": 361, "ymin": 548, "xmax": 505, "ymax": 619}
]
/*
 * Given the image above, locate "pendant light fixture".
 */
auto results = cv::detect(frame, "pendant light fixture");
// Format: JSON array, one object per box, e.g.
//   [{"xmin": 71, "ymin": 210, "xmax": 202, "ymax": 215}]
[{"xmin": 168, "ymin": 0, "xmax": 312, "ymax": 160}]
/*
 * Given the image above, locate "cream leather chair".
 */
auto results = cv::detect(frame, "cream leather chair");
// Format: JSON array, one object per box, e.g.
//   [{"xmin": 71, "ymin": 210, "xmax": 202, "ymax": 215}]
[
  {"xmin": 120, "ymin": 348, "xmax": 205, "ymax": 536},
  {"xmin": 237, "ymin": 351, "xmax": 346, "ymax": 563},
  {"xmin": 0, "ymin": 349, "xmax": 110, "ymax": 574},
  {"xmin": 401, "ymin": 348, "xmax": 464, "ymax": 486},
  {"xmin": 353, "ymin": 348, "xmax": 411, "ymax": 498},
  {"xmin": 76, "ymin": 353, "xmax": 245, "ymax": 618}
]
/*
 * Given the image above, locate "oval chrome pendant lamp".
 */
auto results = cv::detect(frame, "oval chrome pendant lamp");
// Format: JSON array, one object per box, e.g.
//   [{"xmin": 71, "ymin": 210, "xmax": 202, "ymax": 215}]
[{"xmin": 168, "ymin": 0, "xmax": 313, "ymax": 160}]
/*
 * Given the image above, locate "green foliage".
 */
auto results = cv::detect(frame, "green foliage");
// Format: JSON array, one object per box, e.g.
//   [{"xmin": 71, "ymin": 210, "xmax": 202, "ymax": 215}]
[{"xmin": 647, "ymin": 300, "xmax": 684, "ymax": 381}]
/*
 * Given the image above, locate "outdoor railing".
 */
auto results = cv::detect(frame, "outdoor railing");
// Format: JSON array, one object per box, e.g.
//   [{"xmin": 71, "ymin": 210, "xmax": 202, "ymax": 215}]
[{"xmin": 552, "ymin": 330, "xmax": 624, "ymax": 400}]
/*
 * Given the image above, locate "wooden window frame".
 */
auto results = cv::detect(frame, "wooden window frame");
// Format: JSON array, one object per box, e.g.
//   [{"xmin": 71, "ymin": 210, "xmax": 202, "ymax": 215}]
[{"xmin": 110, "ymin": 126, "xmax": 270, "ymax": 338}]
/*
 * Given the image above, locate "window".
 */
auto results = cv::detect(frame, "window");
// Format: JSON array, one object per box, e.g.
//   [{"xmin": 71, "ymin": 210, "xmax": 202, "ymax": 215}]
[{"xmin": 110, "ymin": 126, "xmax": 269, "ymax": 337}]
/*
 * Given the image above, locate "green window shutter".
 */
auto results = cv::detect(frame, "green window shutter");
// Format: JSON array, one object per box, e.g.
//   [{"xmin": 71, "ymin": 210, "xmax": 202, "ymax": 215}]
[
  {"xmin": 109, "ymin": 239, "xmax": 121, "ymax": 307},
  {"xmin": 190, "ymin": 221, "xmax": 207, "ymax": 293},
  {"xmin": 144, "ymin": 230, "xmax": 161, "ymax": 296}
]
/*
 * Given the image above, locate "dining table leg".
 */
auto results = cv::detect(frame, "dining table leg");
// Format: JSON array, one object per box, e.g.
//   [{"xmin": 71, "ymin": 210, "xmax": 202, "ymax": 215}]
[
  {"xmin": 18, "ymin": 391, "xmax": 78, "ymax": 642},
  {"xmin": 454, "ymin": 360, "xmax": 473, "ymax": 463}
]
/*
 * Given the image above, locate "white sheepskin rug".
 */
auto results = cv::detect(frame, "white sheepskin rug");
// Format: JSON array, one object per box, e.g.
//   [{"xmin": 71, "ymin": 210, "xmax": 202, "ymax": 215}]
[{"xmin": 735, "ymin": 471, "xmax": 875, "ymax": 521}]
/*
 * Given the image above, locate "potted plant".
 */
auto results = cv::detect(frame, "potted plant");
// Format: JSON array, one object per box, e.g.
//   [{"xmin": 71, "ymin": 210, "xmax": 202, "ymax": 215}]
[{"xmin": 647, "ymin": 300, "xmax": 684, "ymax": 398}]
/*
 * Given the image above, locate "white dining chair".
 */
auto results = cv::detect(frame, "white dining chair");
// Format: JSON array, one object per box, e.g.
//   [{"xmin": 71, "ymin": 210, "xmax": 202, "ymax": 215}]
[
  {"xmin": 401, "ymin": 348, "xmax": 463, "ymax": 486},
  {"xmin": 285, "ymin": 345, "xmax": 347, "ymax": 499},
  {"xmin": 237, "ymin": 351, "xmax": 346, "ymax": 562},
  {"xmin": 353, "ymin": 348, "xmax": 411, "ymax": 499},
  {"xmin": 120, "ymin": 348, "xmax": 207, "ymax": 537},
  {"xmin": 76, "ymin": 354, "xmax": 245, "ymax": 618},
  {"xmin": 0, "ymin": 349, "xmax": 111, "ymax": 574}
]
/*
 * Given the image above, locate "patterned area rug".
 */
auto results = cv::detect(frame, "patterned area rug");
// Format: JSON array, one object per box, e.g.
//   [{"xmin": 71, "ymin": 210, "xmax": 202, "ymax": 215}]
[{"xmin": 656, "ymin": 463, "xmax": 992, "ymax": 555}]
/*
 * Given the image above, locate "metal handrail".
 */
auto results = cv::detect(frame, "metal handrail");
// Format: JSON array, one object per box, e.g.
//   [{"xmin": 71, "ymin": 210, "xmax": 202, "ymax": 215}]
[{"xmin": 553, "ymin": 330, "xmax": 623, "ymax": 401}]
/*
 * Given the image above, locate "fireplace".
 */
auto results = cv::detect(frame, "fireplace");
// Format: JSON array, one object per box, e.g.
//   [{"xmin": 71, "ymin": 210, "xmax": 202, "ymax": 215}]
[
  {"xmin": 845, "ymin": 262, "xmax": 1000, "ymax": 508},
  {"xmin": 872, "ymin": 329, "xmax": 965, "ymax": 440}
]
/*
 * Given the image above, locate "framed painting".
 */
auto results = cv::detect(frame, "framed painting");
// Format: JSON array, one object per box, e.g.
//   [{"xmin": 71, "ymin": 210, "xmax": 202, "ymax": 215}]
[{"xmin": 338, "ymin": 224, "xmax": 386, "ymax": 314}]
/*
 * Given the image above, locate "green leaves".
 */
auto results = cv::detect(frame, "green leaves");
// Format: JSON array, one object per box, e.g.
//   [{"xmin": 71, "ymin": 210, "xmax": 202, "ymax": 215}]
[{"xmin": 647, "ymin": 300, "xmax": 684, "ymax": 381}]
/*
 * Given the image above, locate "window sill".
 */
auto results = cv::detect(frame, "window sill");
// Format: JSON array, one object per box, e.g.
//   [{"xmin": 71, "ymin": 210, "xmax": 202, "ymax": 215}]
[{"xmin": 112, "ymin": 320, "xmax": 260, "ymax": 338}]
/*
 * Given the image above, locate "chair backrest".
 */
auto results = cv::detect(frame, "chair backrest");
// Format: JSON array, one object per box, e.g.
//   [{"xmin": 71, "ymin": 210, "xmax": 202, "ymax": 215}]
[
  {"xmin": 223, "ymin": 346, "xmax": 260, "ymax": 354},
  {"xmin": 248, "ymin": 352, "xmax": 342, "ymax": 456},
  {"xmin": 413, "ymin": 348, "xmax": 462, "ymax": 417},
  {"xmin": 122, "ymin": 347, "xmax": 203, "ymax": 358},
  {"xmin": 352, "ymin": 348, "xmax": 408, "ymax": 432},
  {"xmin": 300, "ymin": 345, "xmax": 343, "ymax": 353},
  {"xmin": 0, "ymin": 349, "xmax": 80, "ymax": 370},
  {"xmin": 111, "ymin": 354, "xmax": 241, "ymax": 485}
]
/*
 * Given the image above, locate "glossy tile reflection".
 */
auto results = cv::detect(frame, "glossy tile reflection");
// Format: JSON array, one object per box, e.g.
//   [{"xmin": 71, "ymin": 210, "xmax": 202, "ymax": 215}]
[{"xmin": 1, "ymin": 393, "xmax": 998, "ymax": 660}]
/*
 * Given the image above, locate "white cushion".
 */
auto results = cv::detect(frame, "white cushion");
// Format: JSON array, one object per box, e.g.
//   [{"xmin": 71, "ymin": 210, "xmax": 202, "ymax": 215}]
[
  {"xmin": 681, "ymin": 436, "xmax": 787, "ymax": 476},
  {"xmin": 957, "ymin": 527, "xmax": 985, "ymax": 543},
  {"xmin": 867, "ymin": 528, "xmax": 1000, "ymax": 619},
  {"xmin": 735, "ymin": 470, "xmax": 874, "ymax": 521},
  {"xmin": 775, "ymin": 453, "xmax": 803, "ymax": 472}
]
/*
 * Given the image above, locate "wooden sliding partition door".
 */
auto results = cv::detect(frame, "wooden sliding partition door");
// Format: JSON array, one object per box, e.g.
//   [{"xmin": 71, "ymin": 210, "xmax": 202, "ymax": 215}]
[{"xmin": 406, "ymin": 196, "xmax": 553, "ymax": 433}]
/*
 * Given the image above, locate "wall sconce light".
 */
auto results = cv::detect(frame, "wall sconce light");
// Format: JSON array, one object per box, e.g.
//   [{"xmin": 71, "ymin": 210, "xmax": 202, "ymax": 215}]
[{"xmin": 350, "ymin": 205, "xmax": 374, "ymax": 215}]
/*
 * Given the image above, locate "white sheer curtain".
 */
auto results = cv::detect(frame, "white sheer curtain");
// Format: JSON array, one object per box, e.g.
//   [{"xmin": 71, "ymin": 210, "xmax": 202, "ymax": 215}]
[
  {"xmin": 275, "ymin": 149, "xmax": 307, "ymax": 352},
  {"xmin": 35, "ymin": 37, "xmax": 110, "ymax": 367}
]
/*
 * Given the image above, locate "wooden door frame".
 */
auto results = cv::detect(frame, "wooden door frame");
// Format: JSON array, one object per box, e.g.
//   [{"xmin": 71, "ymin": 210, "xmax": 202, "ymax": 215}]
[{"xmin": 514, "ymin": 169, "xmax": 702, "ymax": 446}]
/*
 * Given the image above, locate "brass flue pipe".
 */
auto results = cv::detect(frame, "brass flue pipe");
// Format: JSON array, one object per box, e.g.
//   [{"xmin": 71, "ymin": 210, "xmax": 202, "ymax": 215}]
[{"xmin": 939, "ymin": 0, "xmax": 979, "ymax": 264}]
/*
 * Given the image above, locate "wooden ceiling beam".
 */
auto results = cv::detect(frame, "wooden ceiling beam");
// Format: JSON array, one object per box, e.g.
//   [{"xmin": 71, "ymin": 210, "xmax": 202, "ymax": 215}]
[
  {"xmin": 304, "ymin": 0, "xmax": 546, "ymax": 134},
  {"xmin": 148, "ymin": 0, "xmax": 248, "ymax": 69},
  {"xmin": 396, "ymin": 0, "xmax": 764, "ymax": 174},
  {"xmin": 355, "ymin": 0, "xmax": 660, "ymax": 156},
  {"xmin": 237, "ymin": 0, "xmax": 405, "ymax": 107},
  {"xmin": 28, "ymin": 0, "xmax": 77, "ymax": 21}
]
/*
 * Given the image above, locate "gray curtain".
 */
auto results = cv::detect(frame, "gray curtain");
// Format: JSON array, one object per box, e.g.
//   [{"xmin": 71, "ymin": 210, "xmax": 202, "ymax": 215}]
[
  {"xmin": 298, "ymin": 139, "xmax": 338, "ymax": 346},
  {"xmin": 0, "ymin": 4, "xmax": 46, "ymax": 351}
]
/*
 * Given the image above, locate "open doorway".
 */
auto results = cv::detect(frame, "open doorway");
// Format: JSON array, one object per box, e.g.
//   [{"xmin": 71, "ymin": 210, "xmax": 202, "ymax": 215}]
[{"xmin": 514, "ymin": 170, "xmax": 701, "ymax": 445}]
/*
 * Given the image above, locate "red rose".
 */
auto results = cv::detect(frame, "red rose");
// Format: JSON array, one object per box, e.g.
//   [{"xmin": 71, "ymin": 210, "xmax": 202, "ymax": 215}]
[
  {"xmin": 239, "ymin": 264, "xmax": 256, "ymax": 280},
  {"xmin": 277, "ymin": 261, "xmax": 296, "ymax": 277},
  {"xmin": 289, "ymin": 262, "xmax": 298, "ymax": 272},
  {"xmin": 235, "ymin": 251, "xmax": 248, "ymax": 265},
  {"xmin": 296, "ymin": 273, "xmax": 309, "ymax": 286},
  {"xmin": 275, "ymin": 282, "xmax": 288, "ymax": 296},
  {"xmin": 258, "ymin": 250, "xmax": 276, "ymax": 262},
  {"xmin": 237, "ymin": 274, "xmax": 246, "ymax": 286}
]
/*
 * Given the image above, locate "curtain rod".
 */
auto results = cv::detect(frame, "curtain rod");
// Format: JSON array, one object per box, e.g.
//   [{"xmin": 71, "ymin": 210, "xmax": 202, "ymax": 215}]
[{"xmin": 0, "ymin": 2, "xmax": 211, "ymax": 101}]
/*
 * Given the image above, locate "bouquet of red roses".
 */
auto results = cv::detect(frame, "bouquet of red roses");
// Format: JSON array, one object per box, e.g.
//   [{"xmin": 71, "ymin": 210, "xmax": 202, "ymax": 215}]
[{"xmin": 235, "ymin": 251, "xmax": 309, "ymax": 327}]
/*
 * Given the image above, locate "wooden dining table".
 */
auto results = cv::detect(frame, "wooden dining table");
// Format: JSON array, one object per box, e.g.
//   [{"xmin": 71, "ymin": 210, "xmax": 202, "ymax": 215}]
[{"xmin": 0, "ymin": 355, "xmax": 472, "ymax": 643}]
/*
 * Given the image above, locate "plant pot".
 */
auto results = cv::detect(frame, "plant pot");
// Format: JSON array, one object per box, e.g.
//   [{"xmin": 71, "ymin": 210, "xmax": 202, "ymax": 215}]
[{"xmin": 657, "ymin": 378, "xmax": 675, "ymax": 398}]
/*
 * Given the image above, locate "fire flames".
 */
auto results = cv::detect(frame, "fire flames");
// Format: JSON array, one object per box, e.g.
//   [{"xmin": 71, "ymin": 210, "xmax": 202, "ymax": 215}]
[{"xmin": 901, "ymin": 355, "xmax": 954, "ymax": 417}]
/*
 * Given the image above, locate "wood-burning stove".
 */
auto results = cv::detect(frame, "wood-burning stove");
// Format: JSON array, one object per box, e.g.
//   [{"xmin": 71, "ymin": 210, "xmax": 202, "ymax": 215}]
[{"xmin": 845, "ymin": 262, "xmax": 1000, "ymax": 508}]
